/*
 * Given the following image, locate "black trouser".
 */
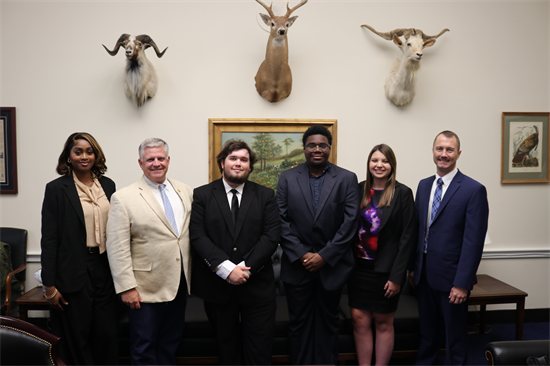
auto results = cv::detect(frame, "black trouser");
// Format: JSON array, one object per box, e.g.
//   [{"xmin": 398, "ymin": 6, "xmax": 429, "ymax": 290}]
[
  {"xmin": 51, "ymin": 250, "xmax": 119, "ymax": 365},
  {"xmin": 204, "ymin": 293, "xmax": 276, "ymax": 365}
]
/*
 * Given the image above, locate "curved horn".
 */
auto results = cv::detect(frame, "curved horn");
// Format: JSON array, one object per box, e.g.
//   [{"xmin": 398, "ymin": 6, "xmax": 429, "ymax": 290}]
[
  {"xmin": 256, "ymin": 0, "xmax": 275, "ymax": 18},
  {"xmin": 136, "ymin": 35, "xmax": 168, "ymax": 58},
  {"xmin": 361, "ymin": 25, "xmax": 412, "ymax": 41},
  {"xmin": 422, "ymin": 28, "xmax": 450, "ymax": 41},
  {"xmin": 285, "ymin": 0, "xmax": 308, "ymax": 18},
  {"xmin": 102, "ymin": 33, "xmax": 131, "ymax": 56}
]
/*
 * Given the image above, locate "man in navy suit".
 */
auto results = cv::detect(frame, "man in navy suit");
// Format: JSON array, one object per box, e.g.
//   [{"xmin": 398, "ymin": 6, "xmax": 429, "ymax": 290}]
[
  {"xmin": 410, "ymin": 130, "xmax": 489, "ymax": 365},
  {"xmin": 276, "ymin": 125, "xmax": 360, "ymax": 365},
  {"xmin": 190, "ymin": 139, "xmax": 280, "ymax": 365}
]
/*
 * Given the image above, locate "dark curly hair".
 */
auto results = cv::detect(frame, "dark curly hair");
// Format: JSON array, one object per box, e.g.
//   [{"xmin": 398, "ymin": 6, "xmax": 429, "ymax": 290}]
[
  {"xmin": 302, "ymin": 125, "xmax": 332, "ymax": 147},
  {"xmin": 56, "ymin": 132, "xmax": 107, "ymax": 178},
  {"xmin": 216, "ymin": 139, "xmax": 257, "ymax": 173}
]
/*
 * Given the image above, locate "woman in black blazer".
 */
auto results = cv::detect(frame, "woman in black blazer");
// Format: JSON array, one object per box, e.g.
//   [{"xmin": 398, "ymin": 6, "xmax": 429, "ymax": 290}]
[
  {"xmin": 348, "ymin": 144, "xmax": 416, "ymax": 366},
  {"xmin": 40, "ymin": 132, "xmax": 118, "ymax": 365}
]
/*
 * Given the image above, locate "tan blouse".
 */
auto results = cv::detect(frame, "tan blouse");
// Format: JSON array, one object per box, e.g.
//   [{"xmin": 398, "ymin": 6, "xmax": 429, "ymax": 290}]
[{"xmin": 73, "ymin": 172, "xmax": 110, "ymax": 254}]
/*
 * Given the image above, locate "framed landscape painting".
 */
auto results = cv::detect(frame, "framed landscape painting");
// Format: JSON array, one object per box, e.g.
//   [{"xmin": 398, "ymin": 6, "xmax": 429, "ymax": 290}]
[
  {"xmin": 501, "ymin": 112, "xmax": 549, "ymax": 183},
  {"xmin": 209, "ymin": 119, "xmax": 337, "ymax": 191}
]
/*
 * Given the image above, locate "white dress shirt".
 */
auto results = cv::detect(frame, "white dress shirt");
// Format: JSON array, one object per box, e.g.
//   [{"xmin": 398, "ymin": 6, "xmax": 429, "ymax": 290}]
[
  {"xmin": 143, "ymin": 176, "xmax": 185, "ymax": 235},
  {"xmin": 215, "ymin": 179, "xmax": 249, "ymax": 280}
]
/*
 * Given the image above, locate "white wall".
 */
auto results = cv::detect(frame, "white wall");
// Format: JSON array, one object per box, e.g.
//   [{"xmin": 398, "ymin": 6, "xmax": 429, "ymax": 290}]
[{"xmin": 1, "ymin": 0, "xmax": 549, "ymax": 309}]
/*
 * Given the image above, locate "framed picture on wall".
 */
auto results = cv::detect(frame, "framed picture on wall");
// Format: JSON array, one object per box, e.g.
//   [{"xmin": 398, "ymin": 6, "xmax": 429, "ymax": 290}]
[
  {"xmin": 0, "ymin": 107, "xmax": 18, "ymax": 194},
  {"xmin": 501, "ymin": 112, "xmax": 549, "ymax": 183},
  {"xmin": 209, "ymin": 119, "xmax": 337, "ymax": 191}
]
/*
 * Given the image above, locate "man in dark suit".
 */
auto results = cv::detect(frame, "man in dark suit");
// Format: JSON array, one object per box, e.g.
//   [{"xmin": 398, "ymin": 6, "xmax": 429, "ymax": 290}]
[
  {"xmin": 190, "ymin": 139, "xmax": 280, "ymax": 365},
  {"xmin": 410, "ymin": 130, "xmax": 489, "ymax": 365},
  {"xmin": 276, "ymin": 125, "xmax": 360, "ymax": 365}
]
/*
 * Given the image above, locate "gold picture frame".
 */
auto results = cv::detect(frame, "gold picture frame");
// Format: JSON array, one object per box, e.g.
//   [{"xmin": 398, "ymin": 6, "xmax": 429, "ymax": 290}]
[
  {"xmin": 209, "ymin": 118, "xmax": 337, "ymax": 190},
  {"xmin": 501, "ymin": 112, "xmax": 549, "ymax": 183}
]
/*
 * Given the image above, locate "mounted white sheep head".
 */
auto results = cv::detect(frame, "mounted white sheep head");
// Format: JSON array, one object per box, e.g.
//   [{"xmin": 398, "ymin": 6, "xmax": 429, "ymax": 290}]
[
  {"xmin": 103, "ymin": 34, "xmax": 168, "ymax": 107},
  {"xmin": 362, "ymin": 25, "xmax": 449, "ymax": 106}
]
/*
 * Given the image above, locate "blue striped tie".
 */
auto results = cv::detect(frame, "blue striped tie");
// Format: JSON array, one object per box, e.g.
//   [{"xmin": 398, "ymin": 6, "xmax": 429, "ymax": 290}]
[
  {"xmin": 430, "ymin": 178, "xmax": 444, "ymax": 226},
  {"xmin": 160, "ymin": 184, "xmax": 178, "ymax": 236},
  {"xmin": 425, "ymin": 178, "xmax": 443, "ymax": 252}
]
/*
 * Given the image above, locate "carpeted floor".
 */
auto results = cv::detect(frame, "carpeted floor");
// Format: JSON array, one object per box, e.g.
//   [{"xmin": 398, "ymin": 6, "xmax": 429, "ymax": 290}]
[{"xmin": 25, "ymin": 317, "xmax": 549, "ymax": 365}]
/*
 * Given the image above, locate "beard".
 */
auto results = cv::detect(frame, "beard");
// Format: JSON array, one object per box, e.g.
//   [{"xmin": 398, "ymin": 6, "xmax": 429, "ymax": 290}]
[
  {"xmin": 224, "ymin": 169, "xmax": 250, "ymax": 186},
  {"xmin": 307, "ymin": 159, "xmax": 328, "ymax": 169}
]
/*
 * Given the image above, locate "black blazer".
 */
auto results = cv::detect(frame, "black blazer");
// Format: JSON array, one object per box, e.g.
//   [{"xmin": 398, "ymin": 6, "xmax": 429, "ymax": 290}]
[
  {"xmin": 276, "ymin": 163, "xmax": 360, "ymax": 291},
  {"xmin": 357, "ymin": 180, "xmax": 416, "ymax": 285},
  {"xmin": 40, "ymin": 175, "xmax": 116, "ymax": 292},
  {"xmin": 189, "ymin": 179, "xmax": 280, "ymax": 305}
]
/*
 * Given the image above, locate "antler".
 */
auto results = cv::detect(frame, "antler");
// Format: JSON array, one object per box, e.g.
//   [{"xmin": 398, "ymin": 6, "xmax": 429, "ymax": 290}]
[
  {"xmin": 136, "ymin": 35, "xmax": 168, "ymax": 58},
  {"xmin": 102, "ymin": 33, "xmax": 131, "ymax": 56},
  {"xmin": 421, "ymin": 28, "xmax": 450, "ymax": 41},
  {"xmin": 285, "ymin": 0, "xmax": 308, "ymax": 18},
  {"xmin": 361, "ymin": 25, "xmax": 414, "ymax": 41},
  {"xmin": 256, "ymin": 0, "xmax": 275, "ymax": 18}
]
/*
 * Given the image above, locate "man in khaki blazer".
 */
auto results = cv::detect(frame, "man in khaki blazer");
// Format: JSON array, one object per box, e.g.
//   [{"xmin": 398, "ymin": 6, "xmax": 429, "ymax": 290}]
[{"xmin": 107, "ymin": 138, "xmax": 192, "ymax": 365}]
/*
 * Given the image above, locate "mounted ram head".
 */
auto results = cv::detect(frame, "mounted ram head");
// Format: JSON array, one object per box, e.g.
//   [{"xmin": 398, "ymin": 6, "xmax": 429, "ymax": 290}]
[
  {"xmin": 103, "ymin": 34, "xmax": 167, "ymax": 107},
  {"xmin": 362, "ymin": 24, "xmax": 449, "ymax": 106}
]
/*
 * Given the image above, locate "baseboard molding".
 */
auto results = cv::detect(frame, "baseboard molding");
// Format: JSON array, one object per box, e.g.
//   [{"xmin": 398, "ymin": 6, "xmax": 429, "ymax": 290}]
[
  {"xmin": 27, "ymin": 249, "xmax": 550, "ymax": 263},
  {"xmin": 482, "ymin": 249, "xmax": 550, "ymax": 259}
]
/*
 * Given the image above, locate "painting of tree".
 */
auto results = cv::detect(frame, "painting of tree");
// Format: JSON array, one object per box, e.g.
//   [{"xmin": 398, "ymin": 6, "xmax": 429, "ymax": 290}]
[
  {"xmin": 222, "ymin": 132, "xmax": 304, "ymax": 191},
  {"xmin": 209, "ymin": 119, "xmax": 338, "ymax": 187}
]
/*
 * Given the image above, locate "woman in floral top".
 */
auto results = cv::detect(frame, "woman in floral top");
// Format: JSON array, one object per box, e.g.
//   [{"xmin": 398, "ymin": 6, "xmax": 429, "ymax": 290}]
[{"xmin": 348, "ymin": 144, "xmax": 416, "ymax": 365}]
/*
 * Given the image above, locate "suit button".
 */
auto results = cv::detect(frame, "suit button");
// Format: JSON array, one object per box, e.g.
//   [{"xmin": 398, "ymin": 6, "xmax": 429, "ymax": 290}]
[
  {"xmin": 176, "ymin": 258, "xmax": 180, "ymax": 261},
  {"xmin": 233, "ymin": 247, "xmax": 237, "ymax": 252}
]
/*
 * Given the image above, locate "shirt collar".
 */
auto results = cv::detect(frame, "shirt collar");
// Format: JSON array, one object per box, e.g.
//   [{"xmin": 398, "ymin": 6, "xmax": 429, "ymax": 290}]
[
  {"xmin": 144, "ymin": 175, "xmax": 169, "ymax": 189},
  {"xmin": 72, "ymin": 171, "xmax": 99, "ymax": 188},
  {"xmin": 308, "ymin": 162, "xmax": 332, "ymax": 178},
  {"xmin": 222, "ymin": 178, "xmax": 245, "ymax": 194},
  {"xmin": 435, "ymin": 167, "xmax": 458, "ymax": 187}
]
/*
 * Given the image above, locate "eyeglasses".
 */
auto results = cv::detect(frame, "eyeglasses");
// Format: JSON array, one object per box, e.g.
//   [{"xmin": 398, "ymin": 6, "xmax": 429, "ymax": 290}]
[{"xmin": 305, "ymin": 143, "xmax": 331, "ymax": 151}]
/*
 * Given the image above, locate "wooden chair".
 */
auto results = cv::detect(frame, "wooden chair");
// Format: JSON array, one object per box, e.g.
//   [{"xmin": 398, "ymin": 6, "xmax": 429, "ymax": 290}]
[{"xmin": 1, "ymin": 227, "xmax": 28, "ymax": 316}]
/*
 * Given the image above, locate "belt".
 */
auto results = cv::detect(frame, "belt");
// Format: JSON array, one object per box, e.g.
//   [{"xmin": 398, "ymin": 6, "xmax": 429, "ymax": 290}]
[{"xmin": 87, "ymin": 246, "xmax": 100, "ymax": 254}]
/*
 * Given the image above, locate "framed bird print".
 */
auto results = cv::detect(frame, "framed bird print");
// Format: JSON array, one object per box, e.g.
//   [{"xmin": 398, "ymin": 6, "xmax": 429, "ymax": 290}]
[{"xmin": 501, "ymin": 112, "xmax": 549, "ymax": 183}]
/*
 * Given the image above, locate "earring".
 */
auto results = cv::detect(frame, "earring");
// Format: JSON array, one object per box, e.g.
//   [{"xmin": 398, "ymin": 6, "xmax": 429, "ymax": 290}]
[{"xmin": 67, "ymin": 159, "xmax": 71, "ymax": 164}]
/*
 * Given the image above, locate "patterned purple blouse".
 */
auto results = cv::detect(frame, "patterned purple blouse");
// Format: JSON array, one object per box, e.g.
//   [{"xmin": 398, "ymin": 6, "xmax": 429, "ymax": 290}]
[{"xmin": 356, "ymin": 189, "xmax": 384, "ymax": 260}]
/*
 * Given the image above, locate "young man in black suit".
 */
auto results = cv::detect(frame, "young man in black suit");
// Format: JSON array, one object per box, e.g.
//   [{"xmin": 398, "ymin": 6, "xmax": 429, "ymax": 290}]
[
  {"xmin": 190, "ymin": 139, "xmax": 280, "ymax": 365},
  {"xmin": 276, "ymin": 125, "xmax": 360, "ymax": 365}
]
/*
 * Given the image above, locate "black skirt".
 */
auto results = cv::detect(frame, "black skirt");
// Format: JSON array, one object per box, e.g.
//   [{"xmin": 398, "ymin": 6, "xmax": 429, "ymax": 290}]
[{"xmin": 348, "ymin": 258, "xmax": 400, "ymax": 314}]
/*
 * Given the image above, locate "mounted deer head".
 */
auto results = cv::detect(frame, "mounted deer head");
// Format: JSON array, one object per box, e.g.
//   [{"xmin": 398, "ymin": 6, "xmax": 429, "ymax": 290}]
[{"xmin": 254, "ymin": 0, "xmax": 308, "ymax": 103}]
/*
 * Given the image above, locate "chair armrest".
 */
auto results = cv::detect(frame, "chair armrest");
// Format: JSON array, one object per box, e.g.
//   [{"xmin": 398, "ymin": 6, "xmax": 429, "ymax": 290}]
[
  {"xmin": 4, "ymin": 263, "xmax": 26, "ymax": 307},
  {"xmin": 485, "ymin": 340, "xmax": 550, "ymax": 366}
]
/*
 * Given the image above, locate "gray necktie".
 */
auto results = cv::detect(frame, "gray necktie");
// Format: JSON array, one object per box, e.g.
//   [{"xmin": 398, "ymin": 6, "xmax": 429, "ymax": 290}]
[{"xmin": 160, "ymin": 184, "xmax": 178, "ymax": 236}]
